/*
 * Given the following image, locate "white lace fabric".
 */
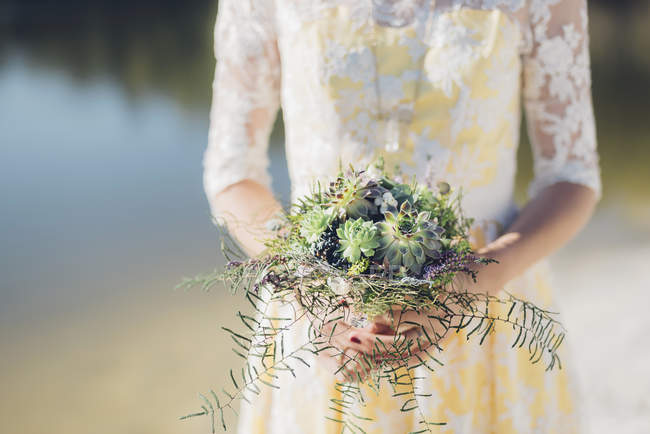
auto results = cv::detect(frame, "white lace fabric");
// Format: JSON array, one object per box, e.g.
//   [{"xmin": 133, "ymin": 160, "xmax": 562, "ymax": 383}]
[
  {"xmin": 204, "ymin": 1, "xmax": 281, "ymax": 197},
  {"xmin": 203, "ymin": 0, "xmax": 601, "ymax": 220}
]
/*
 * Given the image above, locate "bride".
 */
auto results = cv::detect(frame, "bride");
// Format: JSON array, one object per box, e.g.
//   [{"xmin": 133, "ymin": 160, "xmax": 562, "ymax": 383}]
[{"xmin": 203, "ymin": 0, "xmax": 600, "ymax": 432}]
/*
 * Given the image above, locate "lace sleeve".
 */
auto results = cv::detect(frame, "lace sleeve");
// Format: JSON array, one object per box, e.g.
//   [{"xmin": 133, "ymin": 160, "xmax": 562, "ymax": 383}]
[
  {"xmin": 523, "ymin": 0, "xmax": 601, "ymax": 199},
  {"xmin": 203, "ymin": 0, "xmax": 281, "ymax": 214}
]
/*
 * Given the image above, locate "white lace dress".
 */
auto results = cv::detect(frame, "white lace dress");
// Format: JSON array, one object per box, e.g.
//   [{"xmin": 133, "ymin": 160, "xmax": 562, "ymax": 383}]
[{"xmin": 203, "ymin": 1, "xmax": 601, "ymax": 432}]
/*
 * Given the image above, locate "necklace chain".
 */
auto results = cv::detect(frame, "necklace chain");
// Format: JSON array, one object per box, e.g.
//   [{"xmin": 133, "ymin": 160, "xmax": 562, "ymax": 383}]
[{"xmin": 370, "ymin": 1, "xmax": 434, "ymax": 152}]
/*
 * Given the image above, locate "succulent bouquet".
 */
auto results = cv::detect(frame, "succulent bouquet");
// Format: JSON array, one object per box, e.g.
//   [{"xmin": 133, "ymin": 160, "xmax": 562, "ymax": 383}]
[{"xmin": 181, "ymin": 160, "xmax": 566, "ymax": 433}]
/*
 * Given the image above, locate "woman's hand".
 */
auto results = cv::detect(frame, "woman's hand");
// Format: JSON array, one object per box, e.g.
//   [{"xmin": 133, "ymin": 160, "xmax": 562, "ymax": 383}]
[
  {"xmin": 309, "ymin": 308, "xmax": 432, "ymax": 382},
  {"xmin": 213, "ymin": 180, "xmax": 283, "ymax": 257},
  {"xmin": 365, "ymin": 267, "xmax": 499, "ymax": 367},
  {"xmin": 312, "ymin": 307, "xmax": 444, "ymax": 382},
  {"xmin": 309, "ymin": 259, "xmax": 501, "ymax": 381},
  {"xmin": 366, "ymin": 304, "xmax": 455, "ymax": 364}
]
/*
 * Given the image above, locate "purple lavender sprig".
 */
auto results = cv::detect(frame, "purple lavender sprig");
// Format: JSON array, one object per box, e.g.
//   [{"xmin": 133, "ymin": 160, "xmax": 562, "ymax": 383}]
[
  {"xmin": 226, "ymin": 260, "xmax": 243, "ymax": 269},
  {"xmin": 422, "ymin": 250, "xmax": 483, "ymax": 281}
]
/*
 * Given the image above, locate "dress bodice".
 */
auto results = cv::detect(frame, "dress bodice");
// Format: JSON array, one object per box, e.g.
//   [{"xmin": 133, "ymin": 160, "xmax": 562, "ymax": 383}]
[{"xmin": 204, "ymin": 0, "xmax": 601, "ymax": 226}]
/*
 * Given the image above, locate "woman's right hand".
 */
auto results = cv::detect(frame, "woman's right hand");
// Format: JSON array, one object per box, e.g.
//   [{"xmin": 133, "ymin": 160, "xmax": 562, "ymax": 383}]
[{"xmin": 213, "ymin": 180, "xmax": 284, "ymax": 257}]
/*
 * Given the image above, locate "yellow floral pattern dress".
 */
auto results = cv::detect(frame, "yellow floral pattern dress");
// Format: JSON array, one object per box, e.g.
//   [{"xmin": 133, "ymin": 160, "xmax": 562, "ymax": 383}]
[{"xmin": 203, "ymin": 0, "xmax": 601, "ymax": 432}]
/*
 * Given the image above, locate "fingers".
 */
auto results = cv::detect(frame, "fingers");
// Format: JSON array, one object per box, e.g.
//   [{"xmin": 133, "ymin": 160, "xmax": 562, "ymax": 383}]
[
  {"xmin": 368, "ymin": 308, "xmax": 437, "ymax": 334},
  {"xmin": 367, "ymin": 321, "xmax": 394, "ymax": 335},
  {"xmin": 368, "ymin": 319, "xmax": 419, "ymax": 335},
  {"xmin": 348, "ymin": 328, "xmax": 417, "ymax": 359},
  {"xmin": 352, "ymin": 324, "xmax": 443, "ymax": 362},
  {"xmin": 324, "ymin": 317, "xmax": 443, "ymax": 358},
  {"xmin": 317, "ymin": 325, "xmax": 441, "ymax": 383},
  {"xmin": 372, "ymin": 307, "xmax": 452, "ymax": 338},
  {"xmin": 316, "ymin": 314, "xmax": 448, "ymax": 382}
]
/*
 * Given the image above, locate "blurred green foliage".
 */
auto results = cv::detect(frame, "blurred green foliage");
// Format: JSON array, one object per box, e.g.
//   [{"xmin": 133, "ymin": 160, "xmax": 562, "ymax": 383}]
[{"xmin": 0, "ymin": 0, "xmax": 218, "ymax": 108}]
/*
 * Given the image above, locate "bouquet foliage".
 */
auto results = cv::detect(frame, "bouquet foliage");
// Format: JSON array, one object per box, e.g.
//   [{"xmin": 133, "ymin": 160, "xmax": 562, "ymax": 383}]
[{"xmin": 181, "ymin": 161, "xmax": 566, "ymax": 433}]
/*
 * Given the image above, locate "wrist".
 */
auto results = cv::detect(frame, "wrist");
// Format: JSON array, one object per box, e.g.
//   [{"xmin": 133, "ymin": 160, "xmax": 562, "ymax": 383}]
[{"xmin": 474, "ymin": 243, "xmax": 515, "ymax": 293}]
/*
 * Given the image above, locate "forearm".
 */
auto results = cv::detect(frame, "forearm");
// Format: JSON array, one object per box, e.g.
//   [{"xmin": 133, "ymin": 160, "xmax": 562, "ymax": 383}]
[
  {"xmin": 212, "ymin": 179, "xmax": 283, "ymax": 257},
  {"xmin": 476, "ymin": 182, "xmax": 598, "ymax": 294},
  {"xmin": 215, "ymin": 180, "xmax": 596, "ymax": 288}
]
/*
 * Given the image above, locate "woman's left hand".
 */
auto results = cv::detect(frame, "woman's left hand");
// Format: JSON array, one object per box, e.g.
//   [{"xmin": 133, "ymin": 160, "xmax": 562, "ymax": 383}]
[
  {"xmin": 366, "ymin": 266, "xmax": 502, "ymax": 367},
  {"xmin": 364, "ymin": 305, "xmax": 452, "ymax": 369}
]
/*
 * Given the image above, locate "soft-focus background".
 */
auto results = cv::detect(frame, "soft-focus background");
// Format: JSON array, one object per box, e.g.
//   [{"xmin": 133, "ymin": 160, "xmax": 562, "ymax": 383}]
[{"xmin": 1, "ymin": 1, "xmax": 649, "ymax": 433}]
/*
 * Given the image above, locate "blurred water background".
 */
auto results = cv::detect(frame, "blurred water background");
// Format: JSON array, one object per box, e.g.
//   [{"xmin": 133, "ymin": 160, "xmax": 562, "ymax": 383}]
[{"xmin": 0, "ymin": 1, "xmax": 649, "ymax": 433}]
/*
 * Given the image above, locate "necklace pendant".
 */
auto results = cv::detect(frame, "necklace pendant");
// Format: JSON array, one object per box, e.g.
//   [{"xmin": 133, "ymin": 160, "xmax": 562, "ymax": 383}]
[
  {"xmin": 379, "ymin": 108, "xmax": 413, "ymax": 153},
  {"xmin": 384, "ymin": 116, "xmax": 401, "ymax": 153}
]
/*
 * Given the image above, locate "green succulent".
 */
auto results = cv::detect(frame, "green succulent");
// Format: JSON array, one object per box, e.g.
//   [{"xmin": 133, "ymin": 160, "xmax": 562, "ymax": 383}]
[
  {"xmin": 324, "ymin": 170, "xmax": 387, "ymax": 219},
  {"xmin": 376, "ymin": 201, "xmax": 444, "ymax": 274},
  {"xmin": 299, "ymin": 207, "xmax": 334, "ymax": 243},
  {"xmin": 336, "ymin": 218, "xmax": 380, "ymax": 263}
]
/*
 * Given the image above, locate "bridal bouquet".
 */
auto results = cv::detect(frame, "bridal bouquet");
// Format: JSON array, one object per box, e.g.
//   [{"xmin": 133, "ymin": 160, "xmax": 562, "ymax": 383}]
[{"xmin": 181, "ymin": 160, "xmax": 566, "ymax": 432}]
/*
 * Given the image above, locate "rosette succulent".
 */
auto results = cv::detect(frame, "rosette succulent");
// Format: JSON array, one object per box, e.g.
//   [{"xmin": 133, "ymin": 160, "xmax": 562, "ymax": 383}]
[
  {"xmin": 336, "ymin": 218, "xmax": 380, "ymax": 263},
  {"xmin": 324, "ymin": 171, "xmax": 387, "ymax": 219},
  {"xmin": 376, "ymin": 201, "xmax": 444, "ymax": 274},
  {"xmin": 299, "ymin": 207, "xmax": 334, "ymax": 243}
]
